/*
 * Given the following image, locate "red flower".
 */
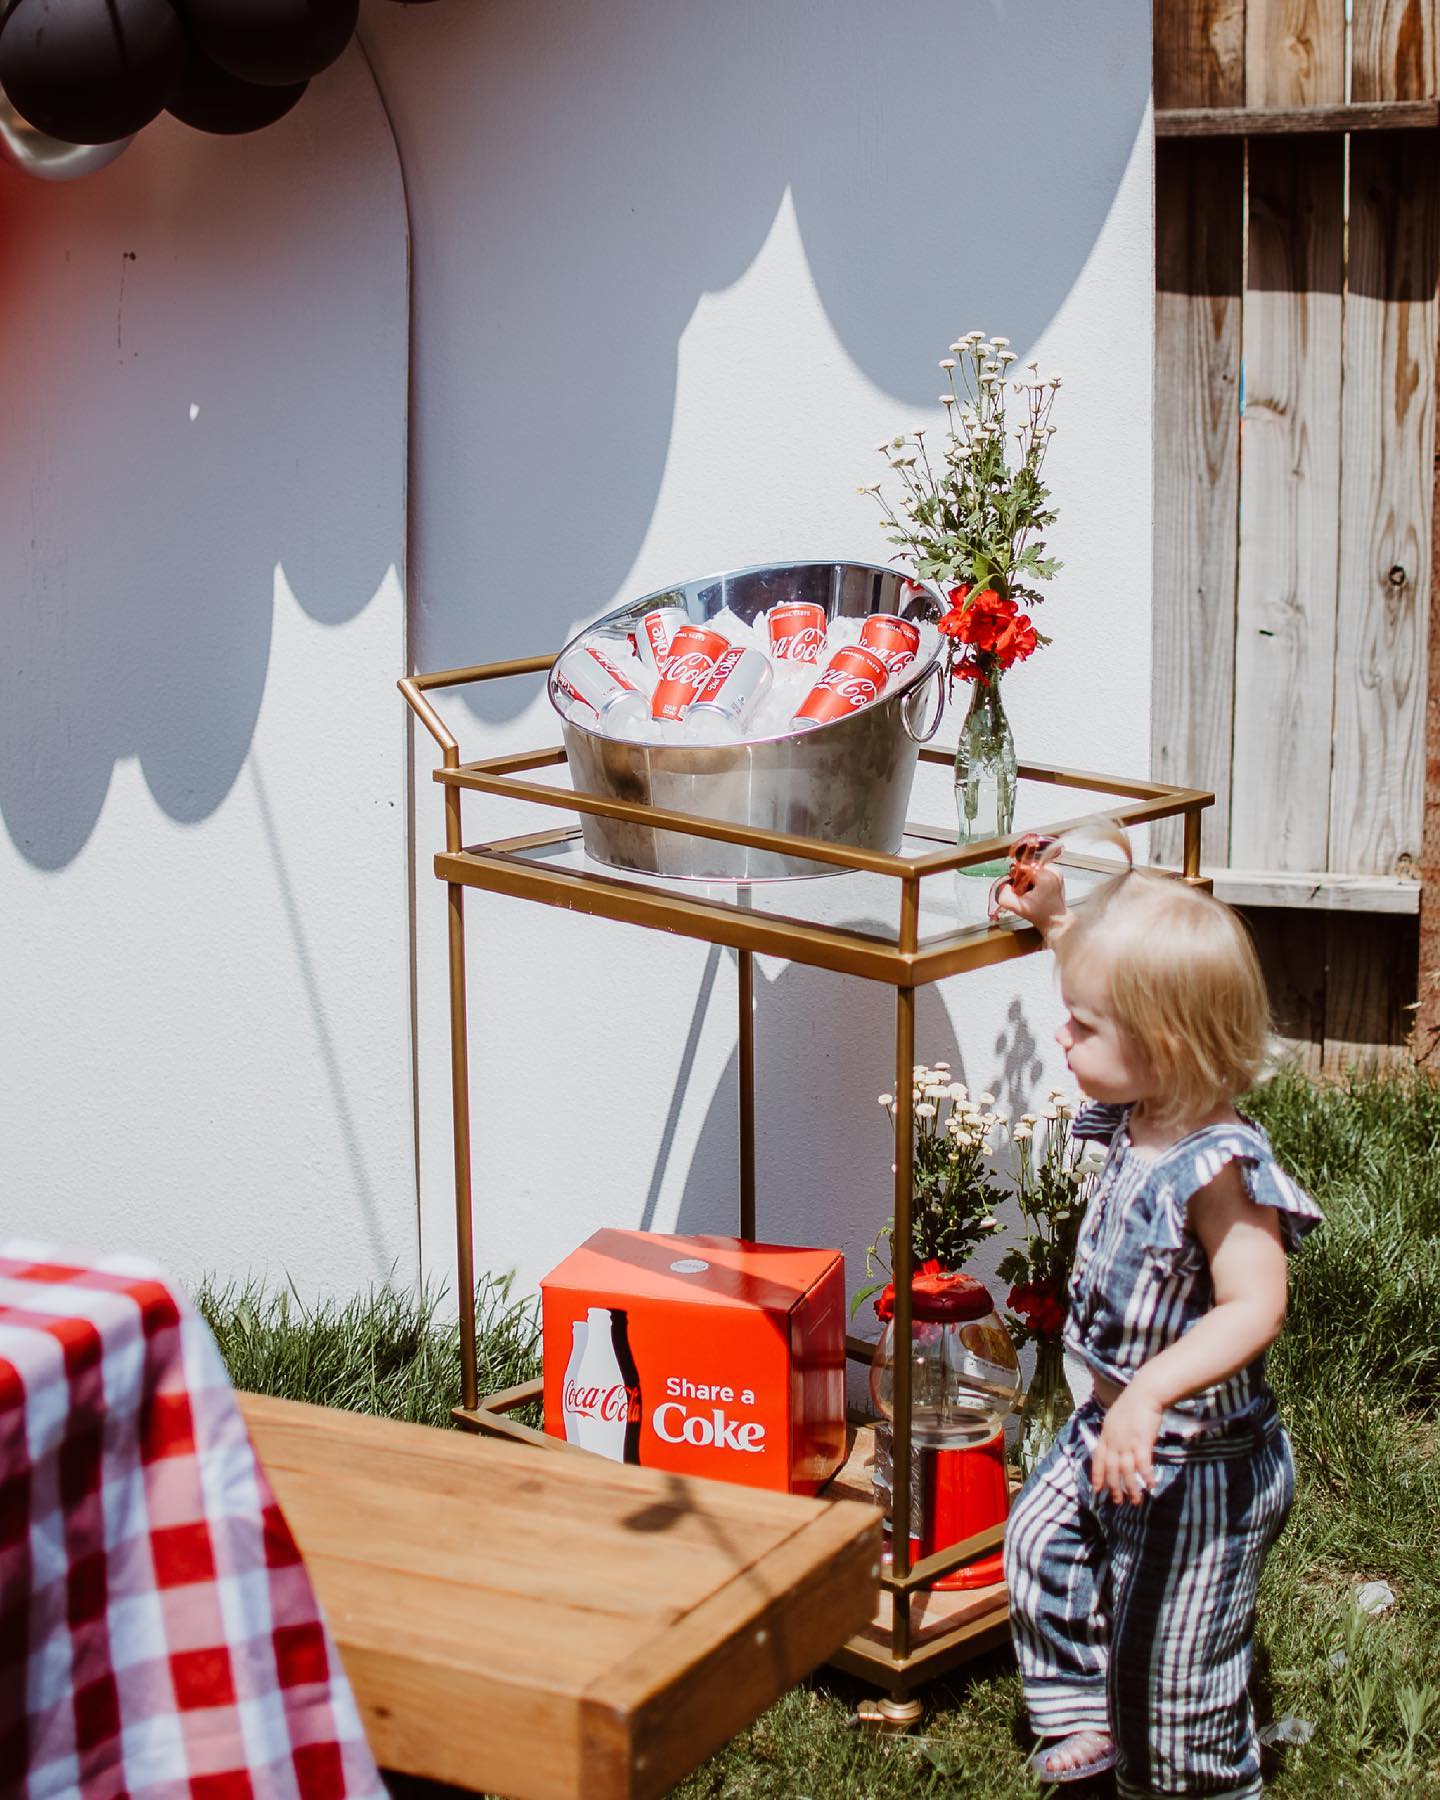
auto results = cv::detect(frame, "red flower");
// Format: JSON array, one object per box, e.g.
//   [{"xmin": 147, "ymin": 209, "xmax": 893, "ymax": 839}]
[
  {"xmin": 1008, "ymin": 1279, "xmax": 1067, "ymax": 1338},
  {"xmin": 939, "ymin": 586, "xmax": 1041, "ymax": 678}
]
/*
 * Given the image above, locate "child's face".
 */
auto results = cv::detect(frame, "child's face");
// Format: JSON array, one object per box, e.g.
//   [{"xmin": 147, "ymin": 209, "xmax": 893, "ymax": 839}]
[{"xmin": 1055, "ymin": 952, "xmax": 1156, "ymax": 1106}]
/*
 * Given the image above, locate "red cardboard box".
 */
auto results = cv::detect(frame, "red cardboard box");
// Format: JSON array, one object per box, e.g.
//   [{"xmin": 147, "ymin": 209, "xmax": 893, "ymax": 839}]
[{"xmin": 542, "ymin": 1230, "xmax": 846, "ymax": 1493}]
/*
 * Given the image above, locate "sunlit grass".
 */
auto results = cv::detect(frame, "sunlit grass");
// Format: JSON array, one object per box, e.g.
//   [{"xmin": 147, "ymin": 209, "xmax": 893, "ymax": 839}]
[{"xmin": 203, "ymin": 1066, "xmax": 1440, "ymax": 1796}]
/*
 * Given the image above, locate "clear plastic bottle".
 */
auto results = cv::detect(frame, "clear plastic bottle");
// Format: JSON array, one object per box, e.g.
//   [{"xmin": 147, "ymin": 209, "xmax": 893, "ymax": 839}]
[{"xmin": 869, "ymin": 1269, "xmax": 1020, "ymax": 1449}]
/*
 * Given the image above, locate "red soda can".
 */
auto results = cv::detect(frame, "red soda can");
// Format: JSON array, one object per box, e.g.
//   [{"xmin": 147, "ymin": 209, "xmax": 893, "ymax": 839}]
[
  {"xmin": 766, "ymin": 601, "xmax": 827, "ymax": 664},
  {"xmin": 859, "ymin": 613, "xmax": 921, "ymax": 675},
  {"xmin": 635, "ymin": 604, "xmax": 689, "ymax": 677},
  {"xmin": 792, "ymin": 644, "xmax": 888, "ymax": 729},
  {"xmin": 690, "ymin": 645, "xmax": 773, "ymax": 727},
  {"xmin": 650, "ymin": 624, "xmax": 729, "ymax": 720}
]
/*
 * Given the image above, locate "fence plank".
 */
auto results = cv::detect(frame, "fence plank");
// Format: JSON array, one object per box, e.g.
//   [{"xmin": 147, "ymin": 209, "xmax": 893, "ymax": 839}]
[
  {"xmin": 1231, "ymin": 136, "xmax": 1345, "ymax": 871},
  {"xmin": 1238, "ymin": 906, "xmax": 1326, "ymax": 1071},
  {"xmin": 1417, "ymin": 354, "xmax": 1440, "ymax": 1061},
  {"xmin": 1154, "ymin": 0, "xmax": 1247, "ymax": 108},
  {"xmin": 1330, "ymin": 133, "xmax": 1439, "ymax": 877},
  {"xmin": 1245, "ymin": 0, "xmax": 1346, "ymax": 105},
  {"xmin": 1351, "ymin": 0, "xmax": 1436, "ymax": 102},
  {"xmin": 1323, "ymin": 913, "xmax": 1419, "ymax": 1066},
  {"xmin": 1153, "ymin": 138, "xmax": 1244, "ymax": 867}
]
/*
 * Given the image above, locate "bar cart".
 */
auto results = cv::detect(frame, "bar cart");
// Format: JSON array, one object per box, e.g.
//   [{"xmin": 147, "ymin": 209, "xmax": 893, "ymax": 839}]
[{"xmin": 399, "ymin": 648, "xmax": 1210, "ymax": 1717}]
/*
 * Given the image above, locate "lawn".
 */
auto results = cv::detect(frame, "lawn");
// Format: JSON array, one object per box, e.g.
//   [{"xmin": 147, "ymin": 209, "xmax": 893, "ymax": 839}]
[{"xmin": 199, "ymin": 1068, "xmax": 1440, "ymax": 1796}]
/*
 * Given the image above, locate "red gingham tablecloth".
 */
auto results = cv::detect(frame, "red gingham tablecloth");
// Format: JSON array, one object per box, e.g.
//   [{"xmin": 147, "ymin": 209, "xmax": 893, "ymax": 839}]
[{"xmin": 0, "ymin": 1246, "xmax": 386, "ymax": 1799}]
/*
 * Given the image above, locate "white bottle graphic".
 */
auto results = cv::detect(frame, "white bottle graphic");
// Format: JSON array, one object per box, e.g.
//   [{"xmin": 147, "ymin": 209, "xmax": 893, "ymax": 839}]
[{"xmin": 561, "ymin": 1307, "xmax": 641, "ymax": 1462}]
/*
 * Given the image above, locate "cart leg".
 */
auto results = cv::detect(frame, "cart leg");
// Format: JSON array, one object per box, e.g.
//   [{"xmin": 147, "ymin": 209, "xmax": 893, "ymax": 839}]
[
  {"xmin": 889, "ymin": 983, "xmax": 916, "ymax": 1665},
  {"xmin": 738, "ymin": 947, "xmax": 756, "ymax": 1241},
  {"xmin": 446, "ymin": 784, "xmax": 478, "ymax": 1413},
  {"xmin": 854, "ymin": 1695, "xmax": 925, "ymax": 1733}
]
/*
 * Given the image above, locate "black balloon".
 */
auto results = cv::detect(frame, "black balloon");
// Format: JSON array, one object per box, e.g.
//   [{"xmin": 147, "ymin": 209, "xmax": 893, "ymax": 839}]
[
  {"xmin": 0, "ymin": 0, "xmax": 184, "ymax": 145},
  {"xmin": 177, "ymin": 0, "xmax": 357, "ymax": 88},
  {"xmin": 167, "ymin": 43, "xmax": 306, "ymax": 135}
]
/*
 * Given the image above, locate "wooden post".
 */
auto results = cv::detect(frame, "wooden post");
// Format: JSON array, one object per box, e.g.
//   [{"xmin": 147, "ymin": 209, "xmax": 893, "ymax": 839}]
[{"xmin": 1418, "ymin": 358, "xmax": 1440, "ymax": 1060}]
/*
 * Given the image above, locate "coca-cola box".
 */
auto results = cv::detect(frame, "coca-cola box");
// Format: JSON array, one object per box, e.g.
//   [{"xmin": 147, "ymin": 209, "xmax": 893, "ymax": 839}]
[{"xmin": 542, "ymin": 1230, "xmax": 846, "ymax": 1493}]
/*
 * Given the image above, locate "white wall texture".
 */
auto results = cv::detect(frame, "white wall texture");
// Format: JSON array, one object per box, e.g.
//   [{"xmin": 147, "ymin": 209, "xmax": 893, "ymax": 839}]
[{"xmin": 2, "ymin": 0, "xmax": 1153, "ymax": 1319}]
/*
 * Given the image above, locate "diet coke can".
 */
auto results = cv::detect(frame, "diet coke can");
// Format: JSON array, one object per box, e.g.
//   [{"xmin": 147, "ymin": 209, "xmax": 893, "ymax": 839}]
[
  {"xmin": 635, "ymin": 604, "xmax": 689, "ymax": 677},
  {"xmin": 792, "ymin": 644, "xmax": 889, "ymax": 730},
  {"xmin": 766, "ymin": 601, "xmax": 827, "ymax": 664},
  {"xmin": 690, "ymin": 645, "xmax": 773, "ymax": 727},
  {"xmin": 650, "ymin": 623, "xmax": 729, "ymax": 721},
  {"xmin": 859, "ymin": 613, "xmax": 921, "ymax": 675},
  {"xmin": 554, "ymin": 643, "xmax": 648, "ymax": 730}
]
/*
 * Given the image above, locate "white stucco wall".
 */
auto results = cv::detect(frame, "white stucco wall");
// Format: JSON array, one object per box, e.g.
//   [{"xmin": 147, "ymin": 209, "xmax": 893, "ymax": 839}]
[
  {"xmin": 358, "ymin": 0, "xmax": 1154, "ymax": 1309},
  {"xmin": 2, "ymin": 1, "xmax": 1152, "ymax": 1314},
  {"xmin": 0, "ymin": 56, "xmax": 414, "ymax": 1295}
]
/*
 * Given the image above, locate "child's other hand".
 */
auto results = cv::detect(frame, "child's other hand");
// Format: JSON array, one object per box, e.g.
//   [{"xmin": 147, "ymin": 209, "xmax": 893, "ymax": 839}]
[{"xmin": 1091, "ymin": 1384, "xmax": 1162, "ymax": 1505}]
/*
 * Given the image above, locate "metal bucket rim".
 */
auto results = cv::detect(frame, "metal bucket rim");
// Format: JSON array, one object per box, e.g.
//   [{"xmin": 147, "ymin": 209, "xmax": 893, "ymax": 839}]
[{"xmin": 549, "ymin": 559, "xmax": 944, "ymax": 750}]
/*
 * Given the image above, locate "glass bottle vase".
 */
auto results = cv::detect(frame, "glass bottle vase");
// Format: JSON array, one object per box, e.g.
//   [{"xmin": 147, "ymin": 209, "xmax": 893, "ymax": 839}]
[
  {"xmin": 1017, "ymin": 1335, "xmax": 1072, "ymax": 1479},
  {"xmin": 953, "ymin": 675, "xmax": 1017, "ymax": 876}
]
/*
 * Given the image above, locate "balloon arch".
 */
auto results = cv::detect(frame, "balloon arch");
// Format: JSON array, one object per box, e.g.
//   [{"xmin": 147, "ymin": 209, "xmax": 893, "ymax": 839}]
[{"xmin": 0, "ymin": 0, "xmax": 439, "ymax": 180}]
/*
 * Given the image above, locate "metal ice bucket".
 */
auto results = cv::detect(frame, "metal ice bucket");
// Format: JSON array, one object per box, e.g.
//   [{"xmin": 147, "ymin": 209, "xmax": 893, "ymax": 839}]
[{"xmin": 549, "ymin": 560, "xmax": 944, "ymax": 880}]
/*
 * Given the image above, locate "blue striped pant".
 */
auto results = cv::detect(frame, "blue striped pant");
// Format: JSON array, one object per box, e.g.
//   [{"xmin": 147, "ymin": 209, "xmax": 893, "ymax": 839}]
[{"xmin": 1004, "ymin": 1399, "xmax": 1294, "ymax": 1798}]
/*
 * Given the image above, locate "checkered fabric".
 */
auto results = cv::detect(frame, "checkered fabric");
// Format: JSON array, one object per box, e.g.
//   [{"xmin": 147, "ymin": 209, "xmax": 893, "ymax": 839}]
[{"xmin": 0, "ymin": 1245, "xmax": 385, "ymax": 1799}]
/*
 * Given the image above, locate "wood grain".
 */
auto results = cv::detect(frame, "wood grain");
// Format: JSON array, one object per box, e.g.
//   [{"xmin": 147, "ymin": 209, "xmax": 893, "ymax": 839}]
[
  {"xmin": 1231, "ymin": 136, "xmax": 1345, "ymax": 870},
  {"xmin": 1236, "ymin": 905, "xmax": 1327, "ymax": 1071},
  {"xmin": 1323, "ymin": 912, "xmax": 1420, "ymax": 1064},
  {"xmin": 1154, "ymin": 98, "xmax": 1440, "ymax": 131},
  {"xmin": 1154, "ymin": 0, "xmax": 1247, "ymax": 108},
  {"xmin": 1352, "ymin": 0, "xmax": 1437, "ymax": 102},
  {"xmin": 1153, "ymin": 137, "xmax": 1244, "ymax": 867},
  {"xmin": 1419, "ymin": 342, "xmax": 1440, "ymax": 1059},
  {"xmin": 1330, "ymin": 132, "xmax": 1439, "ymax": 876},
  {"xmin": 1245, "ymin": 0, "xmax": 1347, "ymax": 105},
  {"xmin": 240, "ymin": 1394, "xmax": 881, "ymax": 1800}
]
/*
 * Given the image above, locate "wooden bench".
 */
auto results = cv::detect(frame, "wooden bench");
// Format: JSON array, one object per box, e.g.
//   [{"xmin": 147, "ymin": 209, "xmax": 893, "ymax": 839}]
[{"xmin": 239, "ymin": 1394, "xmax": 881, "ymax": 1799}]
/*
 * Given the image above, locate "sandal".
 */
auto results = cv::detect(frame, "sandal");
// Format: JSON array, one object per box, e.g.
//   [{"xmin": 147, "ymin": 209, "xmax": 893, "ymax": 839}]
[{"xmin": 1027, "ymin": 1729, "xmax": 1118, "ymax": 1785}]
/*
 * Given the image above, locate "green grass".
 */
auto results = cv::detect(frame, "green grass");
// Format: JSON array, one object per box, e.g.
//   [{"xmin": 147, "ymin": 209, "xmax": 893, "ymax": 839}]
[{"xmin": 204, "ymin": 1067, "xmax": 1440, "ymax": 1796}]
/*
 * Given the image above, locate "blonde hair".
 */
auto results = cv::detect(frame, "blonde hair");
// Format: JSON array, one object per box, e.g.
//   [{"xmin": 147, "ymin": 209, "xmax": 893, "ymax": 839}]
[{"xmin": 1052, "ymin": 829, "xmax": 1271, "ymax": 1122}]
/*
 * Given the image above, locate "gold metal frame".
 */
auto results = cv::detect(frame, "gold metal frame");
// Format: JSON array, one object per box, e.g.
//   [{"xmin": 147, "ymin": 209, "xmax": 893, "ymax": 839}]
[{"xmin": 400, "ymin": 653, "xmax": 1210, "ymax": 1697}]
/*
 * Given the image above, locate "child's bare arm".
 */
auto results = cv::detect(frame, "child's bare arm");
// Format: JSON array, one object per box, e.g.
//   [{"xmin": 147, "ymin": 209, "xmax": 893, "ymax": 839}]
[
  {"xmin": 1091, "ymin": 1164, "xmax": 1289, "ymax": 1504},
  {"xmin": 991, "ymin": 860, "xmax": 1072, "ymax": 941}
]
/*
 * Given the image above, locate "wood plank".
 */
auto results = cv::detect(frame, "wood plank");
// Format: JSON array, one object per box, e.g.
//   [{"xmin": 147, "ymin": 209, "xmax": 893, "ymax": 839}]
[
  {"xmin": 1418, "ymin": 347, "xmax": 1440, "ymax": 1061},
  {"xmin": 1323, "ymin": 912, "xmax": 1420, "ymax": 1065},
  {"xmin": 1352, "ymin": 0, "xmax": 1436, "ymax": 102},
  {"xmin": 1236, "ymin": 905, "xmax": 1327, "ymax": 1072},
  {"xmin": 1231, "ymin": 135, "xmax": 1345, "ymax": 870},
  {"xmin": 1153, "ymin": 137, "xmax": 1244, "ymax": 868},
  {"xmin": 587, "ymin": 1505, "xmax": 881, "ymax": 1800},
  {"xmin": 1155, "ymin": 99, "xmax": 1440, "ymax": 131},
  {"xmin": 1330, "ymin": 132, "xmax": 1440, "ymax": 877},
  {"xmin": 1209, "ymin": 868, "xmax": 1421, "ymax": 910},
  {"xmin": 1245, "ymin": 0, "xmax": 1347, "ymax": 105},
  {"xmin": 1154, "ymin": 0, "xmax": 1246, "ymax": 108}
]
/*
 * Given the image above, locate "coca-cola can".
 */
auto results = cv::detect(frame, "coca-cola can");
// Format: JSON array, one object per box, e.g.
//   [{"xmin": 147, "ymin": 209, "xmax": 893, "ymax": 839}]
[
  {"xmin": 635, "ymin": 604, "xmax": 689, "ymax": 677},
  {"xmin": 689, "ymin": 645, "xmax": 773, "ymax": 727},
  {"xmin": 766, "ymin": 601, "xmax": 827, "ymax": 664},
  {"xmin": 859, "ymin": 613, "xmax": 921, "ymax": 675},
  {"xmin": 650, "ymin": 623, "xmax": 729, "ymax": 720},
  {"xmin": 554, "ymin": 643, "xmax": 647, "ymax": 727},
  {"xmin": 792, "ymin": 644, "xmax": 889, "ymax": 729}
]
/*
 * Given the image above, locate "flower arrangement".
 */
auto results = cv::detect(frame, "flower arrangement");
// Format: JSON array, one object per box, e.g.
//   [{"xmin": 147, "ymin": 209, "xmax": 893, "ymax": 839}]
[
  {"xmin": 861, "ymin": 330, "xmax": 1063, "ymax": 691},
  {"xmin": 995, "ymin": 1092, "xmax": 1105, "ymax": 1345},
  {"xmin": 853, "ymin": 1062, "xmax": 1011, "ymax": 1315}
]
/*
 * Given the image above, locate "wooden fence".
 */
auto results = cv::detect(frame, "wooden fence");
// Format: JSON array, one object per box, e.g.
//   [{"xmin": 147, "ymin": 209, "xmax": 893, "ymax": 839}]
[{"xmin": 1152, "ymin": 0, "xmax": 1439, "ymax": 1065}]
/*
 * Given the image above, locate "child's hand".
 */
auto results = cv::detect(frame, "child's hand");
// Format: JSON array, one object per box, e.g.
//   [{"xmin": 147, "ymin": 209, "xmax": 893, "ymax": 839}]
[
  {"xmin": 1091, "ymin": 1383, "xmax": 1163, "ymax": 1505},
  {"xmin": 990, "ymin": 859, "xmax": 1068, "ymax": 937}
]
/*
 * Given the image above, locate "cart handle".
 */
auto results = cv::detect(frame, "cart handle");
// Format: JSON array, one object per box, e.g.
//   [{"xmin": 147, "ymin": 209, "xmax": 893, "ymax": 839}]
[{"xmin": 398, "ymin": 655, "xmax": 557, "ymax": 767}]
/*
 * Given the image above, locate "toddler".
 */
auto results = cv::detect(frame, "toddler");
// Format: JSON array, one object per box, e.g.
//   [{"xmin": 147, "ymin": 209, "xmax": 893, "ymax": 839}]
[{"xmin": 996, "ymin": 847, "xmax": 1320, "ymax": 1796}]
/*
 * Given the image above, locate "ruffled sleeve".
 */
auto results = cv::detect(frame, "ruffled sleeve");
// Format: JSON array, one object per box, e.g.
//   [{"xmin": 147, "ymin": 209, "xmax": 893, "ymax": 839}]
[
  {"xmin": 1070, "ymin": 1101, "xmax": 1131, "ymax": 1143},
  {"xmin": 1147, "ymin": 1123, "xmax": 1322, "ymax": 1257}
]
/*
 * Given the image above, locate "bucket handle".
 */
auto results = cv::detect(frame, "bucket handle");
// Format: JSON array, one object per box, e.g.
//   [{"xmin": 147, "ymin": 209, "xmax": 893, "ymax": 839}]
[{"xmin": 902, "ymin": 661, "xmax": 946, "ymax": 744}]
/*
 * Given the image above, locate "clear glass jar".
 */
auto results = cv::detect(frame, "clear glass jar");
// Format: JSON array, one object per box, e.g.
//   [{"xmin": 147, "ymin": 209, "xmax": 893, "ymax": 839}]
[{"xmin": 869, "ymin": 1270, "xmax": 1020, "ymax": 1449}]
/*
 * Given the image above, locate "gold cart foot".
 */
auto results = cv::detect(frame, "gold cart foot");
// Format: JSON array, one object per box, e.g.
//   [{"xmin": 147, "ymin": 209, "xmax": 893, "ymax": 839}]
[{"xmin": 853, "ymin": 1696, "xmax": 924, "ymax": 1734}]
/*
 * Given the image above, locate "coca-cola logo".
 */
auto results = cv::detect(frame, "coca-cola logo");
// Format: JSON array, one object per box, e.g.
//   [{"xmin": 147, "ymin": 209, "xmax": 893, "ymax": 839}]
[
  {"xmin": 814, "ymin": 670, "xmax": 879, "ymax": 707},
  {"xmin": 653, "ymin": 1402, "xmax": 765, "ymax": 1452},
  {"xmin": 873, "ymin": 647, "xmax": 916, "ymax": 672},
  {"xmin": 642, "ymin": 616, "xmax": 671, "ymax": 664},
  {"xmin": 658, "ymin": 651, "xmax": 715, "ymax": 692},
  {"xmin": 584, "ymin": 646, "xmax": 636, "ymax": 691},
  {"xmin": 772, "ymin": 627, "xmax": 825, "ymax": 661},
  {"xmin": 564, "ymin": 1379, "xmax": 641, "ymax": 1423}
]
